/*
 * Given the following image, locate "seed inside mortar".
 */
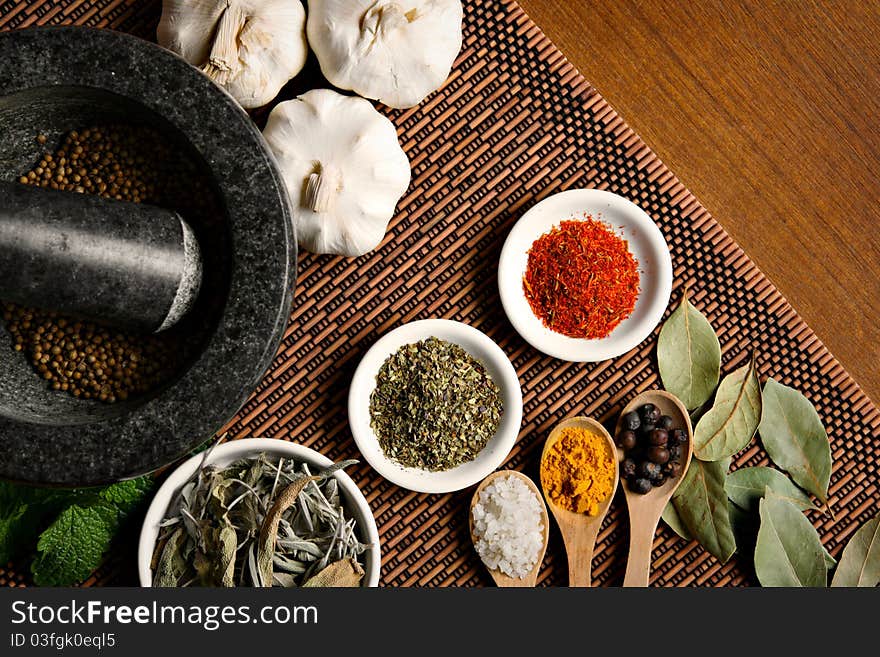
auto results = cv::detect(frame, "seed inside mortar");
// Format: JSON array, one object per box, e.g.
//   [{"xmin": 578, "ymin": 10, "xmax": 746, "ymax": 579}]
[{"xmin": 1, "ymin": 126, "xmax": 216, "ymax": 403}]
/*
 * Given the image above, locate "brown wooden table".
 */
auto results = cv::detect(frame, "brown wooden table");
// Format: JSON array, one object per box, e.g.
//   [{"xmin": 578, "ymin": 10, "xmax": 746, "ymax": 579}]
[{"xmin": 519, "ymin": 0, "xmax": 880, "ymax": 402}]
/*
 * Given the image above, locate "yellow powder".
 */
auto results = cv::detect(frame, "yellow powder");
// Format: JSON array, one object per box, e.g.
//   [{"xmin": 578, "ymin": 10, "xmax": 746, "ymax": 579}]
[{"xmin": 541, "ymin": 426, "xmax": 615, "ymax": 515}]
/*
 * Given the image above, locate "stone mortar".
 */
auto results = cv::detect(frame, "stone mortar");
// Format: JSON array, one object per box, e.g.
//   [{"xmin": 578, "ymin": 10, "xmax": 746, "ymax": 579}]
[{"xmin": 0, "ymin": 27, "xmax": 296, "ymax": 486}]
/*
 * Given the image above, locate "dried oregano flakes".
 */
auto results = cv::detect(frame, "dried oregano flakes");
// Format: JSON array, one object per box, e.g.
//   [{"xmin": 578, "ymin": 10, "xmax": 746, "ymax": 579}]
[{"xmin": 369, "ymin": 337, "xmax": 503, "ymax": 471}]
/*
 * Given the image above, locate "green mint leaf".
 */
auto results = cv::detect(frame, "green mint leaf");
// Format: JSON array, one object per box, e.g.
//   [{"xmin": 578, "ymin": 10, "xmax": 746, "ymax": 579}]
[
  {"xmin": 31, "ymin": 503, "xmax": 119, "ymax": 586},
  {"xmin": 98, "ymin": 477, "xmax": 154, "ymax": 516},
  {"xmin": 0, "ymin": 476, "xmax": 153, "ymax": 583},
  {"xmin": 0, "ymin": 480, "xmax": 67, "ymax": 509},
  {"xmin": 0, "ymin": 481, "xmax": 79, "ymax": 563},
  {"xmin": 0, "ymin": 502, "xmax": 35, "ymax": 563}
]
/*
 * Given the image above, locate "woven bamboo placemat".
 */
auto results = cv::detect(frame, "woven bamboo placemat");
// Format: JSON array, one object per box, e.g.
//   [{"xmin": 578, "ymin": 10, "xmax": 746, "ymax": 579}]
[{"xmin": 1, "ymin": 0, "xmax": 877, "ymax": 588}]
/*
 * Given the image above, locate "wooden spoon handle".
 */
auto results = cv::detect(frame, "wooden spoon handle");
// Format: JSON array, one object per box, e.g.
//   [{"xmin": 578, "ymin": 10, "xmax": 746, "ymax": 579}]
[
  {"xmin": 623, "ymin": 511, "xmax": 660, "ymax": 587},
  {"xmin": 567, "ymin": 549, "xmax": 592, "ymax": 588},
  {"xmin": 564, "ymin": 522, "xmax": 601, "ymax": 587}
]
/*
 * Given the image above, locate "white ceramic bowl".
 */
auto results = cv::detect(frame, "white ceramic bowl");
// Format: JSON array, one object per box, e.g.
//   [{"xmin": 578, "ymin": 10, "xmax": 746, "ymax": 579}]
[
  {"xmin": 138, "ymin": 438, "xmax": 381, "ymax": 587},
  {"xmin": 348, "ymin": 319, "xmax": 523, "ymax": 494},
  {"xmin": 498, "ymin": 189, "xmax": 673, "ymax": 362}
]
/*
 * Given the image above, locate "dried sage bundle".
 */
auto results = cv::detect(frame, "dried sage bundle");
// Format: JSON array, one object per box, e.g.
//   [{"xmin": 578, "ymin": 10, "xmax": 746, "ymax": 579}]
[{"xmin": 152, "ymin": 453, "xmax": 369, "ymax": 588}]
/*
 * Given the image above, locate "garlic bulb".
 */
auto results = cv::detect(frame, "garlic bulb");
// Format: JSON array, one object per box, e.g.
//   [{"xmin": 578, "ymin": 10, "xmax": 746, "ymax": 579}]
[
  {"xmin": 158, "ymin": 0, "xmax": 308, "ymax": 109},
  {"xmin": 307, "ymin": 0, "xmax": 463, "ymax": 109},
  {"xmin": 263, "ymin": 89, "xmax": 411, "ymax": 257}
]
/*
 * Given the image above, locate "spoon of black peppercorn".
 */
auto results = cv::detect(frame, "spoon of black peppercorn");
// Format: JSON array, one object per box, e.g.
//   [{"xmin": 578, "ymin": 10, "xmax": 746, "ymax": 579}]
[{"xmin": 614, "ymin": 390, "xmax": 693, "ymax": 587}]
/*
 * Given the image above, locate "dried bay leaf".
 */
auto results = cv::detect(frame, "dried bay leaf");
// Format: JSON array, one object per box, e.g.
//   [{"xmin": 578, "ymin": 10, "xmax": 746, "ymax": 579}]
[
  {"xmin": 831, "ymin": 512, "xmax": 880, "ymax": 587},
  {"xmin": 257, "ymin": 475, "xmax": 319, "ymax": 587},
  {"xmin": 726, "ymin": 466, "xmax": 818, "ymax": 514},
  {"xmin": 759, "ymin": 378, "xmax": 832, "ymax": 505},
  {"xmin": 728, "ymin": 500, "xmax": 758, "ymax": 560},
  {"xmin": 755, "ymin": 490, "xmax": 826, "ymax": 587},
  {"xmin": 729, "ymin": 489, "xmax": 831, "ymax": 577},
  {"xmin": 689, "ymin": 403, "xmax": 709, "ymax": 427},
  {"xmin": 661, "ymin": 501, "xmax": 693, "ymax": 541},
  {"xmin": 823, "ymin": 545, "xmax": 837, "ymax": 571},
  {"xmin": 657, "ymin": 290, "xmax": 722, "ymax": 410},
  {"xmin": 693, "ymin": 356, "xmax": 762, "ymax": 462},
  {"xmin": 672, "ymin": 459, "xmax": 736, "ymax": 563},
  {"xmin": 302, "ymin": 557, "xmax": 364, "ymax": 588}
]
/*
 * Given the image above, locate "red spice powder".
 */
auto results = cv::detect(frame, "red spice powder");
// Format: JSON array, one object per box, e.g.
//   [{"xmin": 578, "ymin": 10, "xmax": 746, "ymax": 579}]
[{"xmin": 523, "ymin": 217, "xmax": 640, "ymax": 339}]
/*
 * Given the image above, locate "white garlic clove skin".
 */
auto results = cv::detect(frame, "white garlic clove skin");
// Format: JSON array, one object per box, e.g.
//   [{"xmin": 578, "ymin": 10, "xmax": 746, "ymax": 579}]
[
  {"xmin": 158, "ymin": 0, "xmax": 308, "ymax": 110},
  {"xmin": 307, "ymin": 0, "xmax": 464, "ymax": 109},
  {"xmin": 263, "ymin": 89, "xmax": 412, "ymax": 257}
]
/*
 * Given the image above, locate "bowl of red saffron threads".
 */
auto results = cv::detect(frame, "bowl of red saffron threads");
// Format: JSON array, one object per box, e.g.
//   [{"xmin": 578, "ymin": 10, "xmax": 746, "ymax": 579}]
[{"xmin": 498, "ymin": 189, "xmax": 672, "ymax": 362}]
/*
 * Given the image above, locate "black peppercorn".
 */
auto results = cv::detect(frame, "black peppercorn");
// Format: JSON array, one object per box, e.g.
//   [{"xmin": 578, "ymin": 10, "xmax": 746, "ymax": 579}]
[
  {"xmin": 626, "ymin": 447, "xmax": 645, "ymax": 464},
  {"xmin": 648, "ymin": 446, "xmax": 670, "ymax": 464},
  {"xmin": 649, "ymin": 428, "xmax": 669, "ymax": 446},
  {"xmin": 622, "ymin": 411, "xmax": 640, "ymax": 431},
  {"xmin": 617, "ymin": 430, "xmax": 637, "ymax": 451},
  {"xmin": 619, "ymin": 400, "xmax": 690, "ymax": 493},
  {"xmin": 638, "ymin": 461, "xmax": 661, "ymax": 479},
  {"xmin": 639, "ymin": 403, "xmax": 661, "ymax": 425},
  {"xmin": 632, "ymin": 478, "xmax": 652, "ymax": 494}
]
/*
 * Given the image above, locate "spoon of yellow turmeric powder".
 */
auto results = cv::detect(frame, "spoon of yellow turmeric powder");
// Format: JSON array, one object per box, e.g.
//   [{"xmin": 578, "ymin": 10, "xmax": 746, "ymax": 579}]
[
  {"xmin": 539, "ymin": 417, "xmax": 619, "ymax": 587},
  {"xmin": 614, "ymin": 390, "xmax": 693, "ymax": 587}
]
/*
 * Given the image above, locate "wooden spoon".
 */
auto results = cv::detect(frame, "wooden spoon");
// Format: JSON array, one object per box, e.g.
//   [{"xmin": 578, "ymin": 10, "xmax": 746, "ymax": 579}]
[
  {"xmin": 469, "ymin": 470, "xmax": 549, "ymax": 587},
  {"xmin": 539, "ymin": 417, "xmax": 619, "ymax": 587},
  {"xmin": 615, "ymin": 390, "xmax": 694, "ymax": 587}
]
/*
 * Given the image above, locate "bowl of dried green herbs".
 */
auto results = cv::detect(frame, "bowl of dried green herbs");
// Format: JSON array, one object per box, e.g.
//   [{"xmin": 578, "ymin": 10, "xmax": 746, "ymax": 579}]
[
  {"xmin": 348, "ymin": 319, "xmax": 523, "ymax": 494},
  {"xmin": 138, "ymin": 438, "xmax": 380, "ymax": 587}
]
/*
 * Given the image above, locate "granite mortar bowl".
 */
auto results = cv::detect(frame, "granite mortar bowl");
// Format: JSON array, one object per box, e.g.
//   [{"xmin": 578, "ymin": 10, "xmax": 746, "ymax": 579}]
[{"xmin": 0, "ymin": 28, "xmax": 296, "ymax": 486}]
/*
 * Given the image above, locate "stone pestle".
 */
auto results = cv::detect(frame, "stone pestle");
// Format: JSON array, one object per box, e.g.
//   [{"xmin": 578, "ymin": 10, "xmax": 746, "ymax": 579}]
[{"xmin": 0, "ymin": 181, "xmax": 202, "ymax": 333}]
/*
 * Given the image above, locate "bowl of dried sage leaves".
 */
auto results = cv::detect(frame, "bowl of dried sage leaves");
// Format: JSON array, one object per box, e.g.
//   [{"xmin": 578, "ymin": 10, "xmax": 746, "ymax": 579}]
[{"xmin": 138, "ymin": 438, "xmax": 380, "ymax": 587}]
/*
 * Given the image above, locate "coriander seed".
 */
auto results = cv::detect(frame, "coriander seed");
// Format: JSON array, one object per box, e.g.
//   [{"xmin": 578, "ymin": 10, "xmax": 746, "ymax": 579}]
[{"xmin": 2, "ymin": 123, "xmax": 217, "ymax": 403}]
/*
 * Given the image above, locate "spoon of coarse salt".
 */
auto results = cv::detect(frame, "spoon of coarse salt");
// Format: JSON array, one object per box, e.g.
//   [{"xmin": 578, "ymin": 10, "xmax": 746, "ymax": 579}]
[
  {"xmin": 615, "ymin": 390, "xmax": 694, "ymax": 587},
  {"xmin": 540, "ymin": 417, "xmax": 620, "ymax": 587},
  {"xmin": 469, "ymin": 470, "xmax": 549, "ymax": 587}
]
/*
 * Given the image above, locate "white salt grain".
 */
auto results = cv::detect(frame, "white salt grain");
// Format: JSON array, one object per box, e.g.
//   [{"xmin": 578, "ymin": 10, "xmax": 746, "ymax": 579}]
[{"xmin": 472, "ymin": 474, "xmax": 545, "ymax": 579}]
